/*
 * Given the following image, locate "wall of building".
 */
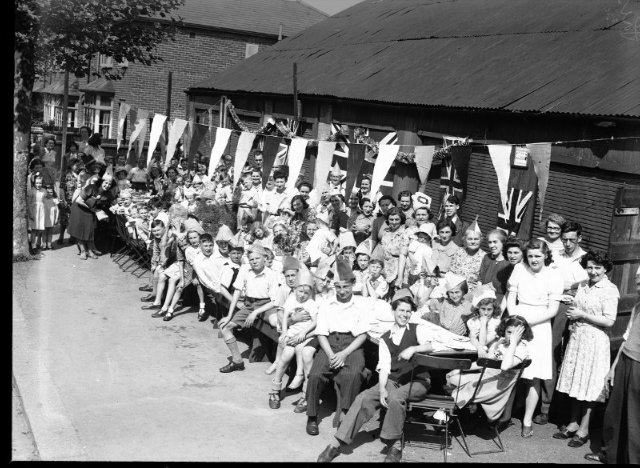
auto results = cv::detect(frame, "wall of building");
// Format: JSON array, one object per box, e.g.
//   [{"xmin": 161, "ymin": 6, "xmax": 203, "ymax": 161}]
[{"xmin": 84, "ymin": 26, "xmax": 276, "ymax": 146}]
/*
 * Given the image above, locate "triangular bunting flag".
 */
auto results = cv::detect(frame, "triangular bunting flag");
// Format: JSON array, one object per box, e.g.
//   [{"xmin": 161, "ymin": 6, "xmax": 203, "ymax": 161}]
[
  {"xmin": 116, "ymin": 102, "xmax": 131, "ymax": 153},
  {"xmin": 147, "ymin": 113, "xmax": 167, "ymax": 167},
  {"xmin": 370, "ymin": 144, "xmax": 399, "ymax": 198},
  {"xmin": 414, "ymin": 145, "xmax": 435, "ymax": 185},
  {"xmin": 233, "ymin": 131, "xmax": 257, "ymax": 187},
  {"xmin": 488, "ymin": 145, "xmax": 512, "ymax": 213},
  {"xmin": 127, "ymin": 108, "xmax": 149, "ymax": 161},
  {"xmin": 208, "ymin": 127, "xmax": 232, "ymax": 176},
  {"xmin": 188, "ymin": 122, "xmax": 209, "ymax": 165},
  {"xmin": 528, "ymin": 143, "xmax": 552, "ymax": 221},
  {"xmin": 315, "ymin": 141, "xmax": 336, "ymax": 195},
  {"xmin": 286, "ymin": 138, "xmax": 309, "ymax": 193},
  {"xmin": 165, "ymin": 118, "xmax": 188, "ymax": 166},
  {"xmin": 261, "ymin": 135, "xmax": 281, "ymax": 187},
  {"xmin": 345, "ymin": 143, "xmax": 366, "ymax": 199}
]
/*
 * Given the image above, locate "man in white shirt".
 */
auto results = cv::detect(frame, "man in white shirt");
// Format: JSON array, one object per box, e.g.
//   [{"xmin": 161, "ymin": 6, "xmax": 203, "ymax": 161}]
[
  {"xmin": 317, "ymin": 289, "xmax": 433, "ymax": 462},
  {"xmin": 192, "ymin": 234, "xmax": 233, "ymax": 321},
  {"xmin": 260, "ymin": 169, "xmax": 292, "ymax": 223},
  {"xmin": 304, "ymin": 258, "xmax": 371, "ymax": 436}
]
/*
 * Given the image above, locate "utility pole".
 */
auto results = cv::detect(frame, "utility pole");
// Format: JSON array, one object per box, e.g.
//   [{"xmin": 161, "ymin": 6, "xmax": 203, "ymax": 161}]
[
  {"xmin": 165, "ymin": 71, "xmax": 172, "ymax": 141},
  {"xmin": 293, "ymin": 62, "xmax": 300, "ymax": 120},
  {"xmin": 59, "ymin": 70, "xmax": 69, "ymax": 173}
]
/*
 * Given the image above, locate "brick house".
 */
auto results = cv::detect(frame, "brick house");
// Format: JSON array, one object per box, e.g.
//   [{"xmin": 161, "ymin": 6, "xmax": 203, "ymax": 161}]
[{"xmin": 33, "ymin": 0, "xmax": 326, "ymax": 148}]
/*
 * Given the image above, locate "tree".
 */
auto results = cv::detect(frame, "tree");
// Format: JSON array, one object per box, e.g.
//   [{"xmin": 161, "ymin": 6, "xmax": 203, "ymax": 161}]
[{"xmin": 13, "ymin": 0, "xmax": 184, "ymax": 258}]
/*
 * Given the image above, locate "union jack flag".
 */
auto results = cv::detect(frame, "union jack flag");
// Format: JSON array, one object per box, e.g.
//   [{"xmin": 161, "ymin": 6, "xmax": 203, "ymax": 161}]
[
  {"xmin": 497, "ymin": 188, "xmax": 534, "ymax": 236},
  {"xmin": 330, "ymin": 123, "xmax": 350, "ymax": 180},
  {"xmin": 439, "ymin": 157, "xmax": 464, "ymax": 200}
]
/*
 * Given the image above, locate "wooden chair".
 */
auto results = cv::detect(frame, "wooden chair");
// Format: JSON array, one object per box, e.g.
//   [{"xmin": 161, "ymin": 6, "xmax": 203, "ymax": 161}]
[
  {"xmin": 465, "ymin": 357, "xmax": 532, "ymax": 456},
  {"xmin": 401, "ymin": 353, "xmax": 473, "ymax": 462}
]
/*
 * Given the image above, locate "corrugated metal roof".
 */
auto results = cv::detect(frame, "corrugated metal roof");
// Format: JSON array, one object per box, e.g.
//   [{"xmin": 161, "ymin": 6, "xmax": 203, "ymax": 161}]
[
  {"xmin": 189, "ymin": 0, "xmax": 640, "ymax": 117},
  {"xmin": 163, "ymin": 0, "xmax": 326, "ymax": 37}
]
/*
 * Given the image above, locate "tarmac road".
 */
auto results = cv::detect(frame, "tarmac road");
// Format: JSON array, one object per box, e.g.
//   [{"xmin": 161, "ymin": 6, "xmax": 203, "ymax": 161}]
[{"xmin": 12, "ymin": 241, "xmax": 595, "ymax": 462}]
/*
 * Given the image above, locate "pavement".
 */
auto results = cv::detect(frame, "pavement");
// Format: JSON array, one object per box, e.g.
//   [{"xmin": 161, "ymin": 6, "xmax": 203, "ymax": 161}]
[{"xmin": 12, "ymin": 240, "xmax": 597, "ymax": 462}]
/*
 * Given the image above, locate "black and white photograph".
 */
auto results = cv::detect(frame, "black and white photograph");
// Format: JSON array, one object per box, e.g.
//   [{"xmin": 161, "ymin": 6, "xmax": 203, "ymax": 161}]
[{"xmin": 12, "ymin": 0, "xmax": 640, "ymax": 463}]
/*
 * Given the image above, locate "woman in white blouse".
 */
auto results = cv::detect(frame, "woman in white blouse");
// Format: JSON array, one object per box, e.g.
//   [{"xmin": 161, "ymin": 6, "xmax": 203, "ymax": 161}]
[{"xmin": 506, "ymin": 238, "xmax": 563, "ymax": 438}]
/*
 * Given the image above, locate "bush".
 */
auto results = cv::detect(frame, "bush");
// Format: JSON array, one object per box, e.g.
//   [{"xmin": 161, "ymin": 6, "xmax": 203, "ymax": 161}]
[{"xmin": 192, "ymin": 199, "xmax": 237, "ymax": 236}]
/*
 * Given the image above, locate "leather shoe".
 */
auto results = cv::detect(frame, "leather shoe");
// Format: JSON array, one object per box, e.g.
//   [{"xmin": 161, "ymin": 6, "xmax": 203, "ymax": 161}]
[
  {"xmin": 533, "ymin": 413, "xmax": 549, "ymax": 425},
  {"xmin": 294, "ymin": 398, "xmax": 308, "ymax": 414},
  {"xmin": 317, "ymin": 444, "xmax": 340, "ymax": 462},
  {"xmin": 197, "ymin": 310, "xmax": 208, "ymax": 322},
  {"xmin": 568, "ymin": 434, "xmax": 590, "ymax": 448},
  {"xmin": 584, "ymin": 452, "xmax": 605, "ymax": 463},
  {"xmin": 142, "ymin": 303, "xmax": 161, "ymax": 310},
  {"xmin": 139, "ymin": 284, "xmax": 153, "ymax": 292},
  {"xmin": 140, "ymin": 294, "xmax": 155, "ymax": 302},
  {"xmin": 151, "ymin": 309, "xmax": 167, "ymax": 318},
  {"xmin": 219, "ymin": 361, "xmax": 245, "ymax": 373},
  {"xmin": 162, "ymin": 311, "xmax": 174, "ymax": 321},
  {"xmin": 384, "ymin": 447, "xmax": 402, "ymax": 463},
  {"xmin": 553, "ymin": 426, "xmax": 578, "ymax": 439},
  {"xmin": 306, "ymin": 419, "xmax": 319, "ymax": 436},
  {"xmin": 269, "ymin": 392, "xmax": 281, "ymax": 409}
]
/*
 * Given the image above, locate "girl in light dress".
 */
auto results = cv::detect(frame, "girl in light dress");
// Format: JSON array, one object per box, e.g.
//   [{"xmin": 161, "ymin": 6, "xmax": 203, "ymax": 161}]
[
  {"xmin": 446, "ymin": 315, "xmax": 531, "ymax": 423},
  {"xmin": 421, "ymin": 272, "xmax": 472, "ymax": 336},
  {"xmin": 42, "ymin": 185, "xmax": 60, "ymax": 250},
  {"xmin": 466, "ymin": 287, "xmax": 503, "ymax": 358},
  {"xmin": 28, "ymin": 175, "xmax": 46, "ymax": 251},
  {"xmin": 352, "ymin": 241, "xmax": 371, "ymax": 295},
  {"xmin": 269, "ymin": 270, "xmax": 318, "ymax": 409}
]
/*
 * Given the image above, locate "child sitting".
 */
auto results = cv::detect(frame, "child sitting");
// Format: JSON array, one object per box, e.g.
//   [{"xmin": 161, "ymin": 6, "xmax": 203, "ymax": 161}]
[
  {"xmin": 467, "ymin": 287, "xmax": 503, "ymax": 358},
  {"xmin": 362, "ymin": 259, "xmax": 389, "ymax": 300},
  {"xmin": 269, "ymin": 270, "xmax": 318, "ymax": 409},
  {"xmin": 445, "ymin": 315, "xmax": 531, "ymax": 423},
  {"xmin": 421, "ymin": 272, "xmax": 471, "ymax": 336}
]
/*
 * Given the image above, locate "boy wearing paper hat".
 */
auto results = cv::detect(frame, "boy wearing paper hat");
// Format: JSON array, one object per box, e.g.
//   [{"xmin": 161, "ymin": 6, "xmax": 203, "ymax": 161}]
[
  {"xmin": 218, "ymin": 240, "xmax": 281, "ymax": 373},
  {"xmin": 317, "ymin": 286, "xmax": 434, "ymax": 463},
  {"xmin": 304, "ymin": 257, "xmax": 370, "ymax": 437}
]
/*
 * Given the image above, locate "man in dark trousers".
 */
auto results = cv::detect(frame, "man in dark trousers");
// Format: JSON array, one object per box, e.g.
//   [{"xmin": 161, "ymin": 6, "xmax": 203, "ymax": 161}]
[
  {"xmin": 316, "ymin": 290, "xmax": 433, "ymax": 462},
  {"xmin": 305, "ymin": 258, "xmax": 371, "ymax": 436},
  {"xmin": 585, "ymin": 267, "xmax": 640, "ymax": 464}
]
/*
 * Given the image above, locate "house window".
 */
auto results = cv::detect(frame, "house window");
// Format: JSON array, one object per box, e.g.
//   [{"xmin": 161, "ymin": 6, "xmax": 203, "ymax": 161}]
[
  {"xmin": 245, "ymin": 43, "xmax": 260, "ymax": 58},
  {"xmin": 83, "ymin": 93, "xmax": 113, "ymax": 138}
]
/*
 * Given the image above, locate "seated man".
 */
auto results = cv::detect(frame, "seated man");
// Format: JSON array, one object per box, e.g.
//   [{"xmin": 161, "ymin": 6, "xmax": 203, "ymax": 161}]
[
  {"xmin": 305, "ymin": 258, "xmax": 370, "ymax": 436},
  {"xmin": 192, "ymin": 234, "xmax": 237, "ymax": 323},
  {"xmin": 140, "ymin": 219, "xmax": 168, "ymax": 305},
  {"xmin": 317, "ymin": 290, "xmax": 433, "ymax": 462},
  {"xmin": 218, "ymin": 241, "xmax": 281, "ymax": 373}
]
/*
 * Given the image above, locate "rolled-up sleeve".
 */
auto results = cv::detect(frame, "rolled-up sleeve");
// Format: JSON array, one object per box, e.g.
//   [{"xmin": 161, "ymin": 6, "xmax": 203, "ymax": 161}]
[
  {"xmin": 376, "ymin": 338, "xmax": 391, "ymax": 375},
  {"xmin": 602, "ymin": 285, "xmax": 620, "ymax": 322}
]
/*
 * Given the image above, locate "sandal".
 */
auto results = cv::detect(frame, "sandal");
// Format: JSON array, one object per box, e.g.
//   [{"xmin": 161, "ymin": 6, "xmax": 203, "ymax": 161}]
[
  {"xmin": 288, "ymin": 374, "xmax": 305, "ymax": 390},
  {"xmin": 269, "ymin": 391, "xmax": 281, "ymax": 409},
  {"xmin": 521, "ymin": 425, "xmax": 533, "ymax": 438},
  {"xmin": 163, "ymin": 310, "xmax": 175, "ymax": 322}
]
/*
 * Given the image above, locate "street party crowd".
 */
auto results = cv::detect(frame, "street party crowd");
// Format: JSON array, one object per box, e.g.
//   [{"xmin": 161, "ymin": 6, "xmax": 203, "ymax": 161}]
[{"xmin": 25, "ymin": 128, "xmax": 639, "ymax": 463}]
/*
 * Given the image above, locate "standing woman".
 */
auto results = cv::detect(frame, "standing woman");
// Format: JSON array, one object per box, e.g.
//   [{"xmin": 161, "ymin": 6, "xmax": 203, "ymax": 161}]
[
  {"xmin": 554, "ymin": 251, "xmax": 618, "ymax": 448},
  {"xmin": 377, "ymin": 207, "xmax": 410, "ymax": 292},
  {"xmin": 506, "ymin": 239, "xmax": 563, "ymax": 438},
  {"xmin": 449, "ymin": 227, "xmax": 486, "ymax": 293},
  {"xmin": 289, "ymin": 194, "xmax": 314, "ymax": 246},
  {"xmin": 478, "ymin": 229, "xmax": 511, "ymax": 304},
  {"xmin": 497, "ymin": 236, "xmax": 525, "ymax": 313},
  {"xmin": 84, "ymin": 133, "xmax": 106, "ymax": 165},
  {"xmin": 538, "ymin": 213, "xmax": 566, "ymax": 262},
  {"xmin": 27, "ymin": 174, "xmax": 47, "ymax": 252},
  {"xmin": 41, "ymin": 137, "xmax": 57, "ymax": 170},
  {"xmin": 68, "ymin": 174, "xmax": 115, "ymax": 259}
]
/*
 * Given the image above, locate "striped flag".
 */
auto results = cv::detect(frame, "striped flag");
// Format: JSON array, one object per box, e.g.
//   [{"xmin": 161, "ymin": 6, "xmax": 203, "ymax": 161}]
[
  {"xmin": 330, "ymin": 123, "xmax": 349, "ymax": 181},
  {"xmin": 360, "ymin": 130, "xmax": 398, "ymax": 195}
]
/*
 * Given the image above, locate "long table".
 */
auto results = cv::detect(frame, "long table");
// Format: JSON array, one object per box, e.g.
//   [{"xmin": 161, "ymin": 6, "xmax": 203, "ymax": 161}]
[{"xmin": 367, "ymin": 335, "xmax": 478, "ymax": 359}]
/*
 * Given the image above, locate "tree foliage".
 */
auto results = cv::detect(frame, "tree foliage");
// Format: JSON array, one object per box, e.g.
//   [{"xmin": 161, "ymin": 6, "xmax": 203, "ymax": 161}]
[{"xmin": 33, "ymin": 0, "xmax": 185, "ymax": 79}]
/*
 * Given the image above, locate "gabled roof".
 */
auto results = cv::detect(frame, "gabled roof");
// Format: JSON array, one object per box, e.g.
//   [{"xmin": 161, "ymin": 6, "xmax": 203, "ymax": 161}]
[
  {"xmin": 189, "ymin": 0, "xmax": 640, "ymax": 118},
  {"xmin": 36, "ymin": 79, "xmax": 81, "ymax": 97},
  {"xmin": 79, "ymin": 78, "xmax": 116, "ymax": 94},
  {"xmin": 164, "ymin": 0, "xmax": 327, "ymax": 38}
]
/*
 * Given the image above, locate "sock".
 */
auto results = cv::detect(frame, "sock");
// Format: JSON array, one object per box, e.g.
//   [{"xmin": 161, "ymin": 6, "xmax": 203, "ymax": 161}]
[{"xmin": 225, "ymin": 338, "xmax": 242, "ymax": 363}]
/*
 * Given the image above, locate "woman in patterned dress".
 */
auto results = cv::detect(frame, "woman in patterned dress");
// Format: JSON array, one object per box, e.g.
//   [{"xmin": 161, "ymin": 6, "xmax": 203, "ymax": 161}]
[
  {"xmin": 449, "ymin": 228, "xmax": 486, "ymax": 293},
  {"xmin": 289, "ymin": 195, "xmax": 315, "ymax": 247},
  {"xmin": 554, "ymin": 251, "xmax": 619, "ymax": 448},
  {"xmin": 377, "ymin": 207, "xmax": 410, "ymax": 296},
  {"xmin": 57, "ymin": 158, "xmax": 84, "ymax": 245},
  {"xmin": 506, "ymin": 239, "xmax": 563, "ymax": 438}
]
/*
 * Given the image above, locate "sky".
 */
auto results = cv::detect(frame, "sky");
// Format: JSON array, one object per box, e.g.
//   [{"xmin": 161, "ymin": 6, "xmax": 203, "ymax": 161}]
[{"xmin": 300, "ymin": 0, "xmax": 365, "ymax": 15}]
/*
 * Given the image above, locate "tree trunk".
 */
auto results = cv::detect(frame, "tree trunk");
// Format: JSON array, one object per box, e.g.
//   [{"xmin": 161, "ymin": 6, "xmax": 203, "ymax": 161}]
[{"xmin": 14, "ymin": 0, "xmax": 38, "ymax": 259}]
